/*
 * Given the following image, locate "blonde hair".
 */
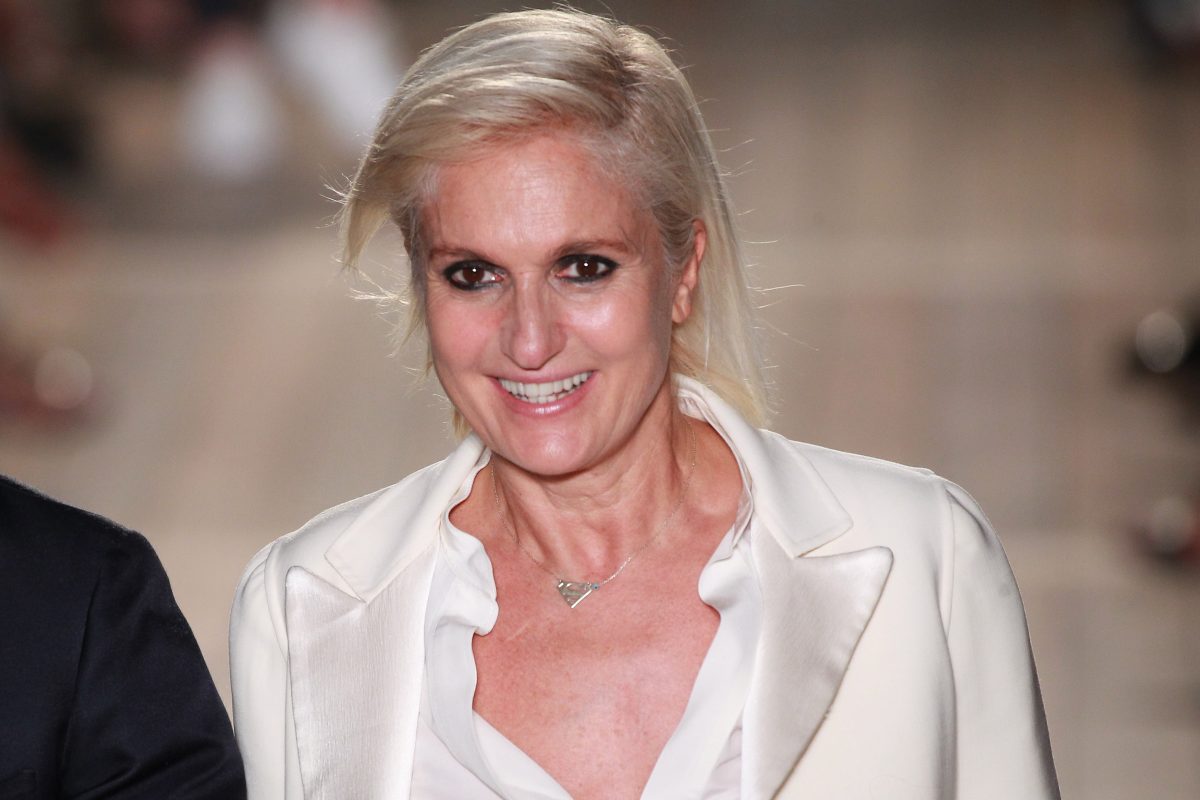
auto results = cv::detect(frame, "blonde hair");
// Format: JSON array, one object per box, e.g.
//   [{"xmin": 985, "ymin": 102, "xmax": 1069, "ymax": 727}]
[{"xmin": 340, "ymin": 7, "xmax": 767, "ymax": 426}]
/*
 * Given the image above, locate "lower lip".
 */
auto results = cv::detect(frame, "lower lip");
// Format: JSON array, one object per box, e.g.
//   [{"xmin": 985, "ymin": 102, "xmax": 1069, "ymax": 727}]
[{"xmin": 494, "ymin": 374, "xmax": 594, "ymax": 417}]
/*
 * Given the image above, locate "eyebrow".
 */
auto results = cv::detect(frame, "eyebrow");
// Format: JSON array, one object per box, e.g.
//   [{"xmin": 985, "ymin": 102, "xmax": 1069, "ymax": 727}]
[
  {"xmin": 553, "ymin": 239, "xmax": 637, "ymax": 260},
  {"xmin": 426, "ymin": 245, "xmax": 489, "ymax": 264},
  {"xmin": 427, "ymin": 238, "xmax": 638, "ymax": 266}
]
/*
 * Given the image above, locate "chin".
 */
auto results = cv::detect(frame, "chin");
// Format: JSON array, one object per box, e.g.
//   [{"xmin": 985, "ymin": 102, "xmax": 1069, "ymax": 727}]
[{"xmin": 489, "ymin": 426, "xmax": 594, "ymax": 478}]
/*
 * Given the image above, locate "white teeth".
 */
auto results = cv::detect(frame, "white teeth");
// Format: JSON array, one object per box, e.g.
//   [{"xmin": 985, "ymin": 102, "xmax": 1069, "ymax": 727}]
[{"xmin": 500, "ymin": 371, "xmax": 592, "ymax": 404}]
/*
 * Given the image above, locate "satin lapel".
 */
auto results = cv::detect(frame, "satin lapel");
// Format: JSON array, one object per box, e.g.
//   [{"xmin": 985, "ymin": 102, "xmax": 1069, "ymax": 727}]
[
  {"xmin": 285, "ymin": 555, "xmax": 434, "ymax": 799},
  {"xmin": 746, "ymin": 535, "xmax": 893, "ymax": 799}
]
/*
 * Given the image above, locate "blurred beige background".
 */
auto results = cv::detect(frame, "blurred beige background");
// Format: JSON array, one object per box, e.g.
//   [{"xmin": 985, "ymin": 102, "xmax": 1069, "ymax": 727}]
[{"xmin": 2, "ymin": 0, "xmax": 1199, "ymax": 797}]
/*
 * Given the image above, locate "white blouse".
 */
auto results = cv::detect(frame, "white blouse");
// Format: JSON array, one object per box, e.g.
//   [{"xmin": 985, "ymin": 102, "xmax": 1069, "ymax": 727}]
[{"xmin": 411, "ymin": 445, "xmax": 762, "ymax": 800}]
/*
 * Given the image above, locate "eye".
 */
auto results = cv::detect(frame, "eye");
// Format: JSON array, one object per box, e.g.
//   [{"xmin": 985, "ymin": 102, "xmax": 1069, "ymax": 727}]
[
  {"xmin": 443, "ymin": 261, "xmax": 502, "ymax": 290},
  {"xmin": 558, "ymin": 254, "xmax": 617, "ymax": 283}
]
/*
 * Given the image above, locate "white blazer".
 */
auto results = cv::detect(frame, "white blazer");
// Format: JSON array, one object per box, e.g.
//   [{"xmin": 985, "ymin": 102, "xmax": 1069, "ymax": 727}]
[{"xmin": 229, "ymin": 377, "xmax": 1059, "ymax": 799}]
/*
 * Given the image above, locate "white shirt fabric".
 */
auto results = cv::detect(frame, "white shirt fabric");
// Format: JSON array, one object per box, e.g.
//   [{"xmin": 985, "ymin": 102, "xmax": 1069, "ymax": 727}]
[{"xmin": 411, "ymin": 430, "xmax": 762, "ymax": 800}]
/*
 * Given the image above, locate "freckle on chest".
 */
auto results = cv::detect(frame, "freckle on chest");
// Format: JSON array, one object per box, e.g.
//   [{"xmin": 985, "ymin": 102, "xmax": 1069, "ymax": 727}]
[{"xmin": 472, "ymin": 594, "xmax": 718, "ymax": 720}]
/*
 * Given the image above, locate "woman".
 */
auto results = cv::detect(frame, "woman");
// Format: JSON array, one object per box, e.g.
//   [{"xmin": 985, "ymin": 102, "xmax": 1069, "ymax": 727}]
[{"xmin": 230, "ymin": 9, "xmax": 1059, "ymax": 799}]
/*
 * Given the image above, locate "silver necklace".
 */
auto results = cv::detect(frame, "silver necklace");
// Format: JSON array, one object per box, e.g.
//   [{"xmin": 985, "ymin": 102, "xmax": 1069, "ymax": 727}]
[{"xmin": 490, "ymin": 420, "xmax": 698, "ymax": 608}]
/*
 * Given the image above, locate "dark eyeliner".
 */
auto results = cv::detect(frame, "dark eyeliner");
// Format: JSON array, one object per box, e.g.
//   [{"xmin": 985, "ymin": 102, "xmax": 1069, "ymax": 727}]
[
  {"xmin": 442, "ymin": 260, "xmax": 498, "ymax": 290},
  {"xmin": 560, "ymin": 254, "xmax": 618, "ymax": 283}
]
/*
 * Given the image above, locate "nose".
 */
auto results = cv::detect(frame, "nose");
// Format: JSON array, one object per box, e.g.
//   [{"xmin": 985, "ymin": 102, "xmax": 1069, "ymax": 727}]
[{"xmin": 499, "ymin": 276, "xmax": 565, "ymax": 371}]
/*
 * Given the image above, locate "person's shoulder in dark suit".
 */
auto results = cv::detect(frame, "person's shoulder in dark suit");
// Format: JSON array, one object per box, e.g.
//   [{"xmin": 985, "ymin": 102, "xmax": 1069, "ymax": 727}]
[{"xmin": 0, "ymin": 475, "xmax": 246, "ymax": 799}]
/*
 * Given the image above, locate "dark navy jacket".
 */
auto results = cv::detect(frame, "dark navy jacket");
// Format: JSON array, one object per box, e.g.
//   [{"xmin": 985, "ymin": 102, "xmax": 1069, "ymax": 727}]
[{"xmin": 0, "ymin": 476, "xmax": 245, "ymax": 799}]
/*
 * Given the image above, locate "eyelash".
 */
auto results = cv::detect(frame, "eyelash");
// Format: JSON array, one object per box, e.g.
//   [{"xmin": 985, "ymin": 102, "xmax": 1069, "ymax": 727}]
[
  {"xmin": 558, "ymin": 254, "xmax": 617, "ymax": 283},
  {"xmin": 441, "ymin": 255, "xmax": 618, "ymax": 291},
  {"xmin": 441, "ymin": 262, "xmax": 499, "ymax": 290}
]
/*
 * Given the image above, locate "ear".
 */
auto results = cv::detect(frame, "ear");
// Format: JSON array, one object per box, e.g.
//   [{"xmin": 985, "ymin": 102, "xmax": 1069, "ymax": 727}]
[{"xmin": 671, "ymin": 220, "xmax": 706, "ymax": 325}]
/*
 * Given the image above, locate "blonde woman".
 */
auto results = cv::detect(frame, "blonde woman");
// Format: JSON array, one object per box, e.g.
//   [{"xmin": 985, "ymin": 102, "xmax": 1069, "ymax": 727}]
[{"xmin": 230, "ymin": 9, "xmax": 1059, "ymax": 799}]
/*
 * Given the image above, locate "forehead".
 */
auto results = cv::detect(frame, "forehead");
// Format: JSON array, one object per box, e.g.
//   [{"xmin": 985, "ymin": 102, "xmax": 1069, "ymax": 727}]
[{"xmin": 421, "ymin": 133, "xmax": 653, "ymax": 256}]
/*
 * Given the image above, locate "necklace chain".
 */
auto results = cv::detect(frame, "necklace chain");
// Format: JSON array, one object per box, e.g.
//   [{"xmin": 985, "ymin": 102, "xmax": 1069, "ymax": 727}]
[{"xmin": 490, "ymin": 419, "xmax": 698, "ymax": 606}]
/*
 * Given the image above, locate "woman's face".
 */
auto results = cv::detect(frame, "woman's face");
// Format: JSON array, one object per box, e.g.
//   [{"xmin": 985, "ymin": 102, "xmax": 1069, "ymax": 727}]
[{"xmin": 421, "ymin": 133, "xmax": 701, "ymax": 477}]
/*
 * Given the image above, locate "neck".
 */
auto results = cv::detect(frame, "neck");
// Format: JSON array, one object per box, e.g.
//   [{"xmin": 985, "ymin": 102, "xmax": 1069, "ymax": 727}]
[{"xmin": 490, "ymin": 388, "xmax": 696, "ymax": 581}]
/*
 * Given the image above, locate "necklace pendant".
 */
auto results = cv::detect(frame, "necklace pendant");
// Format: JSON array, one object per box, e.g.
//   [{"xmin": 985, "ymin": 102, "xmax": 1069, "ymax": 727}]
[{"xmin": 556, "ymin": 580, "xmax": 597, "ymax": 608}]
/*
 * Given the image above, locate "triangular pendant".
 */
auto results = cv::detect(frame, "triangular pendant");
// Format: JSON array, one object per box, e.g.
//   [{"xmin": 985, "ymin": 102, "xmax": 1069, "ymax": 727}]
[{"xmin": 556, "ymin": 580, "xmax": 596, "ymax": 608}]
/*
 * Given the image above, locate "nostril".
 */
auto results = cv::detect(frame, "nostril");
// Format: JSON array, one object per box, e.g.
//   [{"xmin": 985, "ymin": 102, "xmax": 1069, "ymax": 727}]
[{"xmin": 499, "ymin": 302, "xmax": 564, "ymax": 370}]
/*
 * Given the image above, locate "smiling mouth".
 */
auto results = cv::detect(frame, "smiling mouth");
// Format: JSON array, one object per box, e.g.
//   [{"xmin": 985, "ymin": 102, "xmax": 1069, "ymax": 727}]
[{"xmin": 499, "ymin": 371, "xmax": 593, "ymax": 404}]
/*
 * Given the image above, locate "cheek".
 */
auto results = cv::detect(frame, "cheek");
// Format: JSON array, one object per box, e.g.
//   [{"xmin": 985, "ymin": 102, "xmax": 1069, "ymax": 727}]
[
  {"xmin": 425, "ymin": 299, "xmax": 493, "ymax": 379},
  {"xmin": 570, "ymin": 284, "xmax": 675, "ymax": 360}
]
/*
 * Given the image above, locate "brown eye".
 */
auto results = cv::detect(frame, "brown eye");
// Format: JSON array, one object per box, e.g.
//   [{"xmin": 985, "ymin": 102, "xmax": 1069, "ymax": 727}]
[
  {"xmin": 559, "ymin": 255, "xmax": 616, "ymax": 282},
  {"xmin": 444, "ymin": 262, "xmax": 501, "ymax": 290}
]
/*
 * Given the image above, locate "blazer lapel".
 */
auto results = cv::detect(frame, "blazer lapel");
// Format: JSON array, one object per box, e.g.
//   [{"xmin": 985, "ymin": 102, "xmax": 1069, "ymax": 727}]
[
  {"xmin": 280, "ymin": 436, "xmax": 487, "ymax": 798},
  {"xmin": 284, "ymin": 552, "xmax": 435, "ymax": 799},
  {"xmin": 677, "ymin": 378, "xmax": 897, "ymax": 796},
  {"xmin": 745, "ymin": 535, "xmax": 893, "ymax": 799}
]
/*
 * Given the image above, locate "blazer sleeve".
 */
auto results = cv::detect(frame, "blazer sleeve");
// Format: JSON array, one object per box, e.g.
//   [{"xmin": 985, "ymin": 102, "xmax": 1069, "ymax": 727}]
[
  {"xmin": 229, "ymin": 543, "xmax": 292, "ymax": 799},
  {"xmin": 61, "ymin": 531, "xmax": 246, "ymax": 799},
  {"xmin": 942, "ymin": 482, "xmax": 1060, "ymax": 799}
]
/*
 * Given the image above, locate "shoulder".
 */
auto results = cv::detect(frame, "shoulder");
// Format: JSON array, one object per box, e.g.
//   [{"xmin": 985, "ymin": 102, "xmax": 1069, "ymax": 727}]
[
  {"xmin": 0, "ymin": 475, "xmax": 161, "ymax": 588},
  {"xmin": 0, "ymin": 476, "xmax": 164, "ymax": 669},
  {"xmin": 815, "ymin": 439, "xmax": 979, "ymax": 515},
  {"xmin": 752, "ymin": 434, "xmax": 1018, "ymax": 629},
  {"xmin": 776, "ymin": 435, "xmax": 1008, "ymax": 604},
  {"xmin": 231, "ymin": 484, "xmax": 390, "ymax": 644},
  {"xmin": 0, "ymin": 477, "xmax": 244, "ymax": 795},
  {"xmin": 238, "ymin": 485, "xmax": 393, "ymax": 588},
  {"xmin": 682, "ymin": 379, "xmax": 978, "ymax": 556},
  {"xmin": 231, "ymin": 456, "xmax": 453, "ymax": 639},
  {"xmin": 808, "ymin": 440, "xmax": 991, "ymax": 534},
  {"xmin": 776, "ymin": 434, "xmax": 938, "ymax": 491},
  {"xmin": 241, "ymin": 458, "xmax": 448, "ymax": 584},
  {"xmin": 762, "ymin": 431, "xmax": 957, "ymax": 516},
  {"xmin": 755, "ymin": 431, "xmax": 992, "ymax": 554}
]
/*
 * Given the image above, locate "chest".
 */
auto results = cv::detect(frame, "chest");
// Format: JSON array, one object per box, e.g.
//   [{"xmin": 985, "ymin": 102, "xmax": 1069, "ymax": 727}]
[{"xmin": 471, "ymin": 575, "xmax": 719, "ymax": 799}]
